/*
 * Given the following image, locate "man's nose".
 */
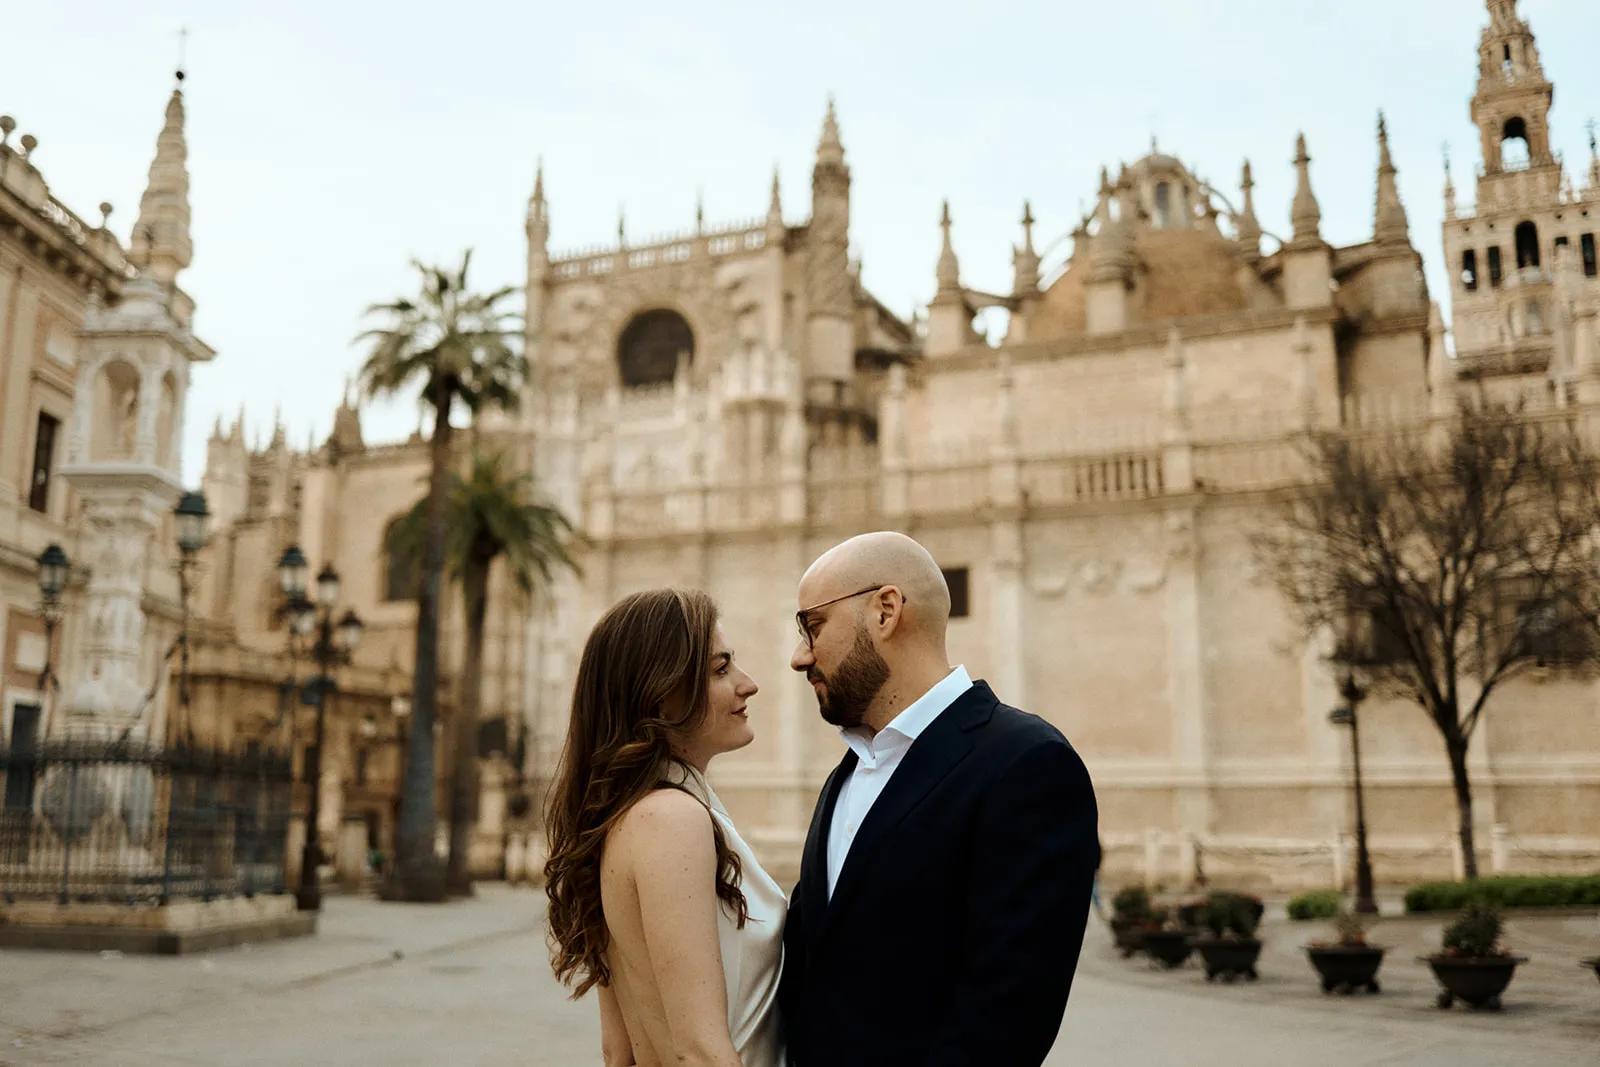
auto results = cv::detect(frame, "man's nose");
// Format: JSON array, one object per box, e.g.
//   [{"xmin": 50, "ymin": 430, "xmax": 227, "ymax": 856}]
[{"xmin": 790, "ymin": 640, "xmax": 814, "ymax": 673}]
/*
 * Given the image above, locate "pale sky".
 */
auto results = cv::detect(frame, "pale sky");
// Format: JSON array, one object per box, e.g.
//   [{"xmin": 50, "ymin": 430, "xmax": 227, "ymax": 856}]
[{"xmin": 5, "ymin": 1, "xmax": 1598, "ymax": 486}]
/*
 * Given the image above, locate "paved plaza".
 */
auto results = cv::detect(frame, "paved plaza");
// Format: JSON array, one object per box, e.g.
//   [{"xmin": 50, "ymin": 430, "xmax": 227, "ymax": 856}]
[{"xmin": 1, "ymin": 885, "xmax": 1596, "ymax": 1065}]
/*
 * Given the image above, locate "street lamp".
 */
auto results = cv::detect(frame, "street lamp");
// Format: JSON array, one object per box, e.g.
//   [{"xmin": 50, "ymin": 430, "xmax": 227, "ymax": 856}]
[
  {"xmin": 172, "ymin": 491, "xmax": 210, "ymax": 737},
  {"xmin": 276, "ymin": 544, "xmax": 309, "ymax": 601},
  {"xmin": 174, "ymin": 491, "xmax": 210, "ymax": 555},
  {"xmin": 35, "ymin": 543, "xmax": 69, "ymax": 694},
  {"xmin": 280, "ymin": 555, "xmax": 363, "ymax": 912},
  {"xmin": 1329, "ymin": 670, "xmax": 1379, "ymax": 915}
]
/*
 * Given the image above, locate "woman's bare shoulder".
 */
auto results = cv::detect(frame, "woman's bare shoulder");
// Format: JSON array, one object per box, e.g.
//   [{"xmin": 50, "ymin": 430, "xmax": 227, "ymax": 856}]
[{"xmin": 608, "ymin": 787, "xmax": 715, "ymax": 862}]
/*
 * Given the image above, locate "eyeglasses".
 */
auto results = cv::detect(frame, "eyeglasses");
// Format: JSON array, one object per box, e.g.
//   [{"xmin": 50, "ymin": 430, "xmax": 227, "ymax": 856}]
[{"xmin": 795, "ymin": 584, "xmax": 897, "ymax": 650}]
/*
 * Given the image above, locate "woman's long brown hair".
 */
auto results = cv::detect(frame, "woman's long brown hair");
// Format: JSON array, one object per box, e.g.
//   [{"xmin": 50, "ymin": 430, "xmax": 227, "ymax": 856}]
[{"xmin": 543, "ymin": 588, "xmax": 748, "ymax": 997}]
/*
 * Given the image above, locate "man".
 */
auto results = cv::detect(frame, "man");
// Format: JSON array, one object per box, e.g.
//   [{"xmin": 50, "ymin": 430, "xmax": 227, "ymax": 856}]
[{"xmin": 780, "ymin": 531, "xmax": 1099, "ymax": 1066}]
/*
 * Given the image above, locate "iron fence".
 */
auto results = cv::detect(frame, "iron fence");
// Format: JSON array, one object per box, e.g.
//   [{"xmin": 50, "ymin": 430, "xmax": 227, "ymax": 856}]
[{"xmin": 0, "ymin": 738, "xmax": 293, "ymax": 904}]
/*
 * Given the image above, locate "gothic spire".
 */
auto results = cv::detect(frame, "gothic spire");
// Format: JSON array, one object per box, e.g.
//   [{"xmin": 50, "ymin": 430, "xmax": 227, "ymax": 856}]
[
  {"xmin": 1373, "ymin": 112, "xmax": 1410, "ymax": 244},
  {"xmin": 1290, "ymin": 133, "xmax": 1323, "ymax": 245},
  {"xmin": 936, "ymin": 199, "xmax": 961, "ymax": 293},
  {"xmin": 1443, "ymin": 144, "xmax": 1458, "ymax": 217},
  {"xmin": 1234, "ymin": 159, "xmax": 1262, "ymax": 256},
  {"xmin": 765, "ymin": 165, "xmax": 785, "ymax": 241},
  {"xmin": 1011, "ymin": 200, "xmax": 1040, "ymax": 296},
  {"xmin": 1587, "ymin": 118, "xmax": 1600, "ymax": 192},
  {"xmin": 816, "ymin": 95, "xmax": 845, "ymax": 170},
  {"xmin": 526, "ymin": 157, "xmax": 548, "ymax": 243},
  {"xmin": 129, "ymin": 72, "xmax": 193, "ymax": 286}
]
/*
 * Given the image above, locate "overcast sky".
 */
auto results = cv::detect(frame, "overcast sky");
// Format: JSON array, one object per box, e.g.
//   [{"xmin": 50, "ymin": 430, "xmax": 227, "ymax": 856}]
[{"xmin": 6, "ymin": 1, "xmax": 1598, "ymax": 485}]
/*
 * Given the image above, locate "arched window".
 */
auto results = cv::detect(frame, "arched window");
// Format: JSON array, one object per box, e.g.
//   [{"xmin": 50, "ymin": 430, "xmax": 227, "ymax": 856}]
[
  {"xmin": 1514, "ymin": 221, "xmax": 1541, "ymax": 270},
  {"xmin": 1461, "ymin": 249, "xmax": 1479, "ymax": 292},
  {"xmin": 617, "ymin": 309, "xmax": 694, "ymax": 388},
  {"xmin": 382, "ymin": 515, "xmax": 420, "ymax": 602},
  {"xmin": 1501, "ymin": 117, "xmax": 1530, "ymax": 170},
  {"xmin": 1153, "ymin": 182, "xmax": 1172, "ymax": 228}
]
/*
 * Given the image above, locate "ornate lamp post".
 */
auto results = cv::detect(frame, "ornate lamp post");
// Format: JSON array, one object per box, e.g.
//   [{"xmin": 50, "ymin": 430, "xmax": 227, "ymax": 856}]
[
  {"xmin": 1328, "ymin": 671, "xmax": 1378, "ymax": 915},
  {"xmin": 276, "ymin": 547, "xmax": 363, "ymax": 912},
  {"xmin": 384, "ymin": 686, "xmax": 411, "ymax": 879},
  {"xmin": 35, "ymin": 543, "xmax": 69, "ymax": 697},
  {"xmin": 172, "ymin": 491, "xmax": 209, "ymax": 737}
]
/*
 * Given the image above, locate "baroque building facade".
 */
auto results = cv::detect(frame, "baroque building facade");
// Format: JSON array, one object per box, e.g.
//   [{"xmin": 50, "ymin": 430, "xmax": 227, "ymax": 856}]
[
  {"xmin": 0, "ymin": 83, "xmax": 206, "ymax": 755},
  {"xmin": 205, "ymin": 0, "xmax": 1600, "ymax": 887},
  {"xmin": 0, "ymin": 79, "xmax": 437, "ymax": 891}
]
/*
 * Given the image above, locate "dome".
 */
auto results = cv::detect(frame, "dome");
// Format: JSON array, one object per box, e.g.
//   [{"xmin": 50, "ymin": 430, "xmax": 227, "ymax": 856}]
[{"xmin": 1032, "ymin": 225, "xmax": 1248, "ymax": 338}]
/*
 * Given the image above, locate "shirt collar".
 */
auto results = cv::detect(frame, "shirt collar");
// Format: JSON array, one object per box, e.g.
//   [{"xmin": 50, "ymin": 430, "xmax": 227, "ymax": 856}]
[{"xmin": 839, "ymin": 665, "xmax": 972, "ymax": 764}]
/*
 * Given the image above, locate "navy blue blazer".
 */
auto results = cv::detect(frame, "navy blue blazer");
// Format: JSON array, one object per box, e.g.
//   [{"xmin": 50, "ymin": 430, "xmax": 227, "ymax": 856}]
[{"xmin": 779, "ymin": 680, "xmax": 1099, "ymax": 1066}]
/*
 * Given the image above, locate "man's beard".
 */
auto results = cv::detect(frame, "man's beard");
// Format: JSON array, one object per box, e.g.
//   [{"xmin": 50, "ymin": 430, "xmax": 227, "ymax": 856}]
[{"xmin": 810, "ymin": 624, "xmax": 890, "ymax": 728}]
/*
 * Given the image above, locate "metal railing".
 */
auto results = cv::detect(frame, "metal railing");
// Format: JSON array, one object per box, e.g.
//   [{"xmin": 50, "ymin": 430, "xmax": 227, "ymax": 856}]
[{"xmin": 0, "ymin": 739, "xmax": 292, "ymax": 904}]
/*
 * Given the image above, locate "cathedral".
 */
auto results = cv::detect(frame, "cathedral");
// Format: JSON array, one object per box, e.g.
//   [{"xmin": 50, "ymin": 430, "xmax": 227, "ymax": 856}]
[{"xmin": 187, "ymin": 0, "xmax": 1600, "ymax": 886}]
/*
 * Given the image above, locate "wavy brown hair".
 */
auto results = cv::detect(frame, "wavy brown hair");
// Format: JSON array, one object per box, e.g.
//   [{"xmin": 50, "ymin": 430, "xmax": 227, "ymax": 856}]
[{"xmin": 543, "ymin": 588, "xmax": 749, "ymax": 997}]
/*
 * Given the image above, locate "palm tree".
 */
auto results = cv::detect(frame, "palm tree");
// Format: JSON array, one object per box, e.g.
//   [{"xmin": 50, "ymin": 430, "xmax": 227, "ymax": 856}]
[
  {"xmin": 357, "ymin": 251, "xmax": 523, "ymax": 901},
  {"xmin": 388, "ymin": 449, "xmax": 578, "ymax": 893}
]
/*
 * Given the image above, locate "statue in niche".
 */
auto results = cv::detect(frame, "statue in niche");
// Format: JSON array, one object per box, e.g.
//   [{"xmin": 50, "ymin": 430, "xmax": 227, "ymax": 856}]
[{"xmin": 113, "ymin": 386, "xmax": 138, "ymax": 459}]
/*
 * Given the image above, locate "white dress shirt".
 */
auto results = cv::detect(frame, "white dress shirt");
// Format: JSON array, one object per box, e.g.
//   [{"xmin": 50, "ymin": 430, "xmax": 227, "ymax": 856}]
[{"xmin": 826, "ymin": 665, "xmax": 972, "ymax": 897}]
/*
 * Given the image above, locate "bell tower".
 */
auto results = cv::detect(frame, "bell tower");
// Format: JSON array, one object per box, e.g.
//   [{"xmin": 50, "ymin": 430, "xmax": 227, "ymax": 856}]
[
  {"xmin": 1471, "ymin": 0, "xmax": 1555, "ymax": 193},
  {"xmin": 1443, "ymin": 0, "xmax": 1600, "ymax": 397}
]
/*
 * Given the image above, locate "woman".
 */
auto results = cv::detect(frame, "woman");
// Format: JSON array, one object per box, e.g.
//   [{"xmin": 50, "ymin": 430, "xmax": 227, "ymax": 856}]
[{"xmin": 545, "ymin": 589, "xmax": 785, "ymax": 1067}]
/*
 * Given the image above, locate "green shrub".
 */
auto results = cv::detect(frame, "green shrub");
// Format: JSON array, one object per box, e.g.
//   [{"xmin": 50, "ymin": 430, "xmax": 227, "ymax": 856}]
[
  {"xmin": 1111, "ymin": 885, "xmax": 1153, "ymax": 922},
  {"xmin": 1440, "ymin": 901, "xmax": 1505, "ymax": 958},
  {"xmin": 1403, "ymin": 874, "xmax": 1600, "ymax": 913},
  {"xmin": 1287, "ymin": 888, "xmax": 1341, "ymax": 920},
  {"xmin": 1199, "ymin": 891, "xmax": 1263, "ymax": 938}
]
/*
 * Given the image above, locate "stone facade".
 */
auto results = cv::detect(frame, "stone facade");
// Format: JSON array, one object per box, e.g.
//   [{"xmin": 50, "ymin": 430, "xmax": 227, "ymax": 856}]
[
  {"xmin": 0, "ymin": 85, "xmax": 196, "ymax": 755},
  {"xmin": 203, "ymin": 0, "xmax": 1600, "ymax": 889}
]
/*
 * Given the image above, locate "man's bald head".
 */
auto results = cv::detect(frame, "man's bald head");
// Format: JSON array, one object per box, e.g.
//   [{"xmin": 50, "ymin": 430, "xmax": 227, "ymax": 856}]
[{"xmin": 800, "ymin": 531, "xmax": 952, "ymax": 646}]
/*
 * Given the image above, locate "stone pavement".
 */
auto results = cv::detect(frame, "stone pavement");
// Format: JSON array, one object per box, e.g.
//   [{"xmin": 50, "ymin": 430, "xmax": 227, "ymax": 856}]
[{"xmin": 1, "ymin": 885, "xmax": 1595, "ymax": 1065}]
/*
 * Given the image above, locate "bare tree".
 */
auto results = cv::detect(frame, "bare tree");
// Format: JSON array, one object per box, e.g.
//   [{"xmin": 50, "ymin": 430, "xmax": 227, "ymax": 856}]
[{"xmin": 1254, "ymin": 404, "xmax": 1600, "ymax": 880}]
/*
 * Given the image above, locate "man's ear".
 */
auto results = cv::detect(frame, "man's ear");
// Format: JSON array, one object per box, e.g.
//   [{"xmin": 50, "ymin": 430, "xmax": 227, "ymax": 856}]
[{"xmin": 873, "ymin": 586, "xmax": 906, "ymax": 635}]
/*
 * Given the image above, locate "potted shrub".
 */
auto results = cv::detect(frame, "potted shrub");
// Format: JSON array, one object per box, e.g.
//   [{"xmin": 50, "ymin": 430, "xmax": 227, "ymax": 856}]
[
  {"xmin": 1139, "ymin": 907, "xmax": 1194, "ymax": 969},
  {"xmin": 1192, "ymin": 891, "xmax": 1264, "ymax": 981},
  {"xmin": 1421, "ymin": 901, "xmax": 1528, "ymax": 1010},
  {"xmin": 1287, "ymin": 888, "xmax": 1341, "ymax": 921},
  {"xmin": 1305, "ymin": 910, "xmax": 1386, "ymax": 994},
  {"xmin": 1109, "ymin": 886, "xmax": 1156, "ymax": 958}
]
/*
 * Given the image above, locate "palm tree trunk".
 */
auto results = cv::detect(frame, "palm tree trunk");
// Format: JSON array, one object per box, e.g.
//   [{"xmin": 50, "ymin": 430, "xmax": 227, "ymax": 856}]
[
  {"xmin": 1445, "ymin": 733, "xmax": 1480, "ymax": 880},
  {"xmin": 393, "ymin": 382, "xmax": 453, "ymax": 901},
  {"xmin": 447, "ymin": 552, "xmax": 490, "ymax": 894}
]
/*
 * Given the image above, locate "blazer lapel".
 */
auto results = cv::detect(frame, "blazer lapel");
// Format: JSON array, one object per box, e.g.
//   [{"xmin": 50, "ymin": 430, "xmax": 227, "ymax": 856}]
[
  {"xmin": 818, "ymin": 682, "xmax": 998, "ymax": 937},
  {"xmin": 800, "ymin": 751, "xmax": 854, "ymax": 926}
]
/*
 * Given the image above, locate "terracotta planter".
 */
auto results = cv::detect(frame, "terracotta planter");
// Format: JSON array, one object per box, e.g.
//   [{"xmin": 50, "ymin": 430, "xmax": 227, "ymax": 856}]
[
  {"xmin": 1194, "ymin": 936, "xmax": 1262, "ymax": 981},
  {"xmin": 1306, "ymin": 945, "xmax": 1386, "ymax": 994},
  {"xmin": 1141, "ymin": 929, "xmax": 1194, "ymax": 969},
  {"xmin": 1422, "ymin": 954, "xmax": 1528, "ymax": 1010},
  {"xmin": 1109, "ymin": 918, "xmax": 1147, "ymax": 958}
]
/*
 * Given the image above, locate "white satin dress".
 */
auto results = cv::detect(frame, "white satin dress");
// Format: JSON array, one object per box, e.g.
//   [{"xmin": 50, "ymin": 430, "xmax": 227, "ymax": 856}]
[{"xmin": 667, "ymin": 762, "xmax": 787, "ymax": 1067}]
